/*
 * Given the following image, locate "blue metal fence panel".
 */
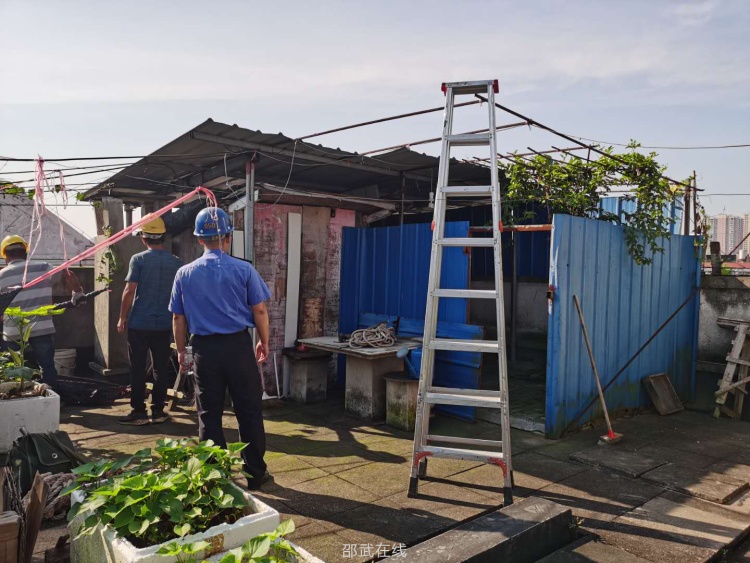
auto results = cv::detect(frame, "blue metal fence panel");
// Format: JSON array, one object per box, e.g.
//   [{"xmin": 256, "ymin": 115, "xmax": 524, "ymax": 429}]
[{"xmin": 546, "ymin": 214, "xmax": 699, "ymax": 437}]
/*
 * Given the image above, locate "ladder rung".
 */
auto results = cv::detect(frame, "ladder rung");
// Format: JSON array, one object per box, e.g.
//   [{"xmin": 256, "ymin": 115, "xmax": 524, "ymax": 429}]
[
  {"xmin": 446, "ymin": 133, "xmax": 491, "ymax": 147},
  {"xmin": 425, "ymin": 388, "xmax": 504, "ymax": 408},
  {"xmin": 421, "ymin": 445, "xmax": 505, "ymax": 463},
  {"xmin": 430, "ymin": 339, "xmax": 499, "ymax": 353},
  {"xmin": 425, "ymin": 435, "xmax": 504, "ymax": 449},
  {"xmin": 437, "ymin": 238, "xmax": 494, "ymax": 247},
  {"xmin": 442, "ymin": 80, "xmax": 498, "ymax": 95},
  {"xmin": 433, "ymin": 289, "xmax": 497, "ymax": 299},
  {"xmin": 440, "ymin": 186, "xmax": 493, "ymax": 197}
]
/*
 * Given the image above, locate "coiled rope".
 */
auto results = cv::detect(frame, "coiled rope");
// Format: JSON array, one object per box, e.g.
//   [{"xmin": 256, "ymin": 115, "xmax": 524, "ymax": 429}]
[{"xmin": 348, "ymin": 322, "xmax": 396, "ymax": 348}]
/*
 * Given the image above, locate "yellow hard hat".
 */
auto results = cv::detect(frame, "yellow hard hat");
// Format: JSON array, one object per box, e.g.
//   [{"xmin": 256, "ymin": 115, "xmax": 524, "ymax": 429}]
[
  {"xmin": 0, "ymin": 235, "xmax": 28, "ymax": 259},
  {"xmin": 140, "ymin": 216, "xmax": 166, "ymax": 238}
]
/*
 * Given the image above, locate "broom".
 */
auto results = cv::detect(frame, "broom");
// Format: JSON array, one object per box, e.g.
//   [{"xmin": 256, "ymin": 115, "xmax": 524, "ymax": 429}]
[{"xmin": 573, "ymin": 294, "xmax": 623, "ymax": 445}]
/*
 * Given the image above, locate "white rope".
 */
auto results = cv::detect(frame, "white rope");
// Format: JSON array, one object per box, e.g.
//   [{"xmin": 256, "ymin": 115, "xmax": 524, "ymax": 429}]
[{"xmin": 348, "ymin": 322, "xmax": 396, "ymax": 348}]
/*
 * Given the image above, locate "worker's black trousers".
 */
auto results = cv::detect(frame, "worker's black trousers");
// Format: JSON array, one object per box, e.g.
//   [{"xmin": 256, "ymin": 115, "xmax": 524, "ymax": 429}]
[
  {"xmin": 128, "ymin": 329, "xmax": 171, "ymax": 413},
  {"xmin": 191, "ymin": 330, "xmax": 267, "ymax": 480}
]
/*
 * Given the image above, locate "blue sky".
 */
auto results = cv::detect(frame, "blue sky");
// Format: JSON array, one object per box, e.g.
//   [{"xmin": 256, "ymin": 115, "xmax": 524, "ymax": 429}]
[{"xmin": 1, "ymin": 0, "xmax": 749, "ymax": 237}]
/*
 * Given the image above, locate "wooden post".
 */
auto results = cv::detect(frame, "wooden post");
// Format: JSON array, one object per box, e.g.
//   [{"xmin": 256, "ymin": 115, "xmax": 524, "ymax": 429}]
[{"xmin": 710, "ymin": 241, "xmax": 722, "ymax": 276}]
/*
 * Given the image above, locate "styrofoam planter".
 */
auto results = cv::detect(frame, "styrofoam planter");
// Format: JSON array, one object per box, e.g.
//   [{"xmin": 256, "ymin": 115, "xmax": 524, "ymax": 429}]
[
  {"xmin": 202, "ymin": 540, "xmax": 325, "ymax": 562},
  {"xmin": 70, "ymin": 484, "xmax": 280, "ymax": 563},
  {"xmin": 0, "ymin": 387, "xmax": 59, "ymax": 453}
]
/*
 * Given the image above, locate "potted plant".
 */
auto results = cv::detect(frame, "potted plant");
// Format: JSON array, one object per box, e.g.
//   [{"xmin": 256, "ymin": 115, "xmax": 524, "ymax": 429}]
[
  {"xmin": 0, "ymin": 305, "xmax": 64, "ymax": 452},
  {"xmin": 155, "ymin": 522, "xmax": 324, "ymax": 562},
  {"xmin": 64, "ymin": 439, "xmax": 322, "ymax": 562}
]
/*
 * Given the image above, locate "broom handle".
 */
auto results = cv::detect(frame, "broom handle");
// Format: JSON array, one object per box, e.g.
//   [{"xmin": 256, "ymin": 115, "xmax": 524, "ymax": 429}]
[{"xmin": 573, "ymin": 295, "xmax": 614, "ymax": 435}]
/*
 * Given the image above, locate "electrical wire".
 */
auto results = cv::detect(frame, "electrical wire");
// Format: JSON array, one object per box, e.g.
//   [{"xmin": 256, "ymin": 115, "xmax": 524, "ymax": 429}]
[
  {"xmin": 257, "ymin": 141, "xmax": 299, "ymax": 209},
  {"xmin": 5, "ymin": 165, "xmax": 130, "ymax": 185},
  {"xmin": 0, "ymin": 150, "xmax": 248, "ymax": 163},
  {"xmin": 566, "ymin": 137, "xmax": 750, "ymax": 151},
  {"xmin": 3, "ymin": 162, "xmax": 138, "ymax": 175}
]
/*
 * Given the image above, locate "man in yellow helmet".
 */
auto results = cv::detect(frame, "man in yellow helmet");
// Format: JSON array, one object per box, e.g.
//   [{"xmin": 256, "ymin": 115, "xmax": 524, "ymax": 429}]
[
  {"xmin": 0, "ymin": 235, "xmax": 84, "ymax": 389},
  {"xmin": 117, "ymin": 217, "xmax": 183, "ymax": 425}
]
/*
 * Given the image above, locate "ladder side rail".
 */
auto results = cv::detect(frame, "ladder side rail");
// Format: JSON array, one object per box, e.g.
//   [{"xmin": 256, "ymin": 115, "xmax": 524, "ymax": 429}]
[
  {"xmin": 487, "ymin": 83, "xmax": 514, "ymax": 482},
  {"xmin": 411, "ymin": 86, "xmax": 456, "ymax": 466}
]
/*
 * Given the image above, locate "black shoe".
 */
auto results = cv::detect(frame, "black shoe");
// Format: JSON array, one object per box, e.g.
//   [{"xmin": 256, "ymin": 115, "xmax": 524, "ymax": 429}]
[
  {"xmin": 246, "ymin": 471, "xmax": 272, "ymax": 491},
  {"xmin": 118, "ymin": 410, "xmax": 149, "ymax": 425},
  {"xmin": 151, "ymin": 410, "xmax": 171, "ymax": 424}
]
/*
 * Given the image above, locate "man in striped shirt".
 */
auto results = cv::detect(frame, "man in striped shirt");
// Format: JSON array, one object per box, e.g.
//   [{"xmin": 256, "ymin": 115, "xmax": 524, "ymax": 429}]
[{"xmin": 0, "ymin": 235, "xmax": 84, "ymax": 389}]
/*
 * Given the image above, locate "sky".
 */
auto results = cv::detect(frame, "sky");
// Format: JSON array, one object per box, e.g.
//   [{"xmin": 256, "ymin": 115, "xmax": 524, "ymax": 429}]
[{"xmin": 1, "ymin": 0, "xmax": 749, "ymax": 238}]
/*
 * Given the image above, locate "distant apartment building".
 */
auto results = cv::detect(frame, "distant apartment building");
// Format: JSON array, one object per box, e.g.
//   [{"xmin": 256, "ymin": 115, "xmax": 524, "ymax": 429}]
[{"xmin": 710, "ymin": 214, "xmax": 745, "ymax": 258}]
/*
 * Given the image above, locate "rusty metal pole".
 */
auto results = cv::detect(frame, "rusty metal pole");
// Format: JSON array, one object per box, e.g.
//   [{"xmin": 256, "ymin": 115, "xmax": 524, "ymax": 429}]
[
  {"xmin": 682, "ymin": 181, "xmax": 692, "ymax": 235},
  {"xmin": 245, "ymin": 159, "xmax": 255, "ymax": 263},
  {"xmin": 510, "ymin": 232, "xmax": 518, "ymax": 363}
]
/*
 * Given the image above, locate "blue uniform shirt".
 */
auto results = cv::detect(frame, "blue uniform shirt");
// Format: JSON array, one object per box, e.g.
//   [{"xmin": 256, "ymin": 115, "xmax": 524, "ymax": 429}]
[
  {"xmin": 126, "ymin": 249, "xmax": 183, "ymax": 331},
  {"xmin": 169, "ymin": 249, "xmax": 271, "ymax": 336}
]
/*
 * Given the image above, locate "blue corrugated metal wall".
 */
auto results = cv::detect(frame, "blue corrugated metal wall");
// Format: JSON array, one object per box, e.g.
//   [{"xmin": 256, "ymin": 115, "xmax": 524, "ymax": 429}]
[
  {"xmin": 339, "ymin": 221, "xmax": 481, "ymax": 419},
  {"xmin": 340, "ymin": 221, "xmax": 470, "ymax": 331},
  {"xmin": 546, "ymin": 214, "xmax": 699, "ymax": 437}
]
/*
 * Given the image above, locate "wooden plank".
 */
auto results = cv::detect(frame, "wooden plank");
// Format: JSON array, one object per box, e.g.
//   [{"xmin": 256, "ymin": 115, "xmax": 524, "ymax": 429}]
[
  {"xmin": 283, "ymin": 212, "xmax": 302, "ymax": 396},
  {"xmin": 23, "ymin": 473, "xmax": 48, "ymax": 563},
  {"xmin": 715, "ymin": 324, "xmax": 747, "ymax": 409},
  {"xmin": 718, "ymin": 317, "xmax": 750, "ymax": 328},
  {"xmin": 727, "ymin": 356, "xmax": 750, "ymax": 367},
  {"xmin": 715, "ymin": 377, "xmax": 750, "ymax": 396},
  {"xmin": 0, "ymin": 511, "xmax": 20, "ymax": 563},
  {"xmin": 299, "ymin": 207, "xmax": 328, "ymax": 339},
  {"xmin": 298, "ymin": 336, "xmax": 422, "ymax": 359},
  {"xmin": 720, "ymin": 404, "xmax": 742, "ymax": 420},
  {"xmin": 642, "ymin": 373, "xmax": 684, "ymax": 415},
  {"xmin": 734, "ymin": 338, "xmax": 750, "ymax": 417}
]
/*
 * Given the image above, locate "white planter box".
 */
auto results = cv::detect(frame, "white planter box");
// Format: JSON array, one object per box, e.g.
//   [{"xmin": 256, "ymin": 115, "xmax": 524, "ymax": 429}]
[
  {"xmin": 202, "ymin": 540, "xmax": 324, "ymax": 562},
  {"xmin": 70, "ymin": 485, "xmax": 280, "ymax": 563},
  {"xmin": 0, "ymin": 388, "xmax": 59, "ymax": 453}
]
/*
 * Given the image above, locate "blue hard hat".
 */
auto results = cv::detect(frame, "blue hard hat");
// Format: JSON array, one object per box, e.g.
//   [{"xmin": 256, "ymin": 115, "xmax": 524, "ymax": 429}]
[{"xmin": 194, "ymin": 207, "xmax": 234, "ymax": 237}]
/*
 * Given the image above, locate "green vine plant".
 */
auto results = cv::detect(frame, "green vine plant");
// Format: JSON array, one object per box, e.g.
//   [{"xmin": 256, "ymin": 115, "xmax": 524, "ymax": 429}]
[
  {"xmin": 97, "ymin": 225, "xmax": 121, "ymax": 284},
  {"xmin": 502, "ymin": 141, "xmax": 688, "ymax": 265},
  {"xmin": 157, "ymin": 520, "xmax": 298, "ymax": 563},
  {"xmin": 63, "ymin": 438, "xmax": 296, "ymax": 558},
  {"xmin": 0, "ymin": 305, "xmax": 65, "ymax": 384}
]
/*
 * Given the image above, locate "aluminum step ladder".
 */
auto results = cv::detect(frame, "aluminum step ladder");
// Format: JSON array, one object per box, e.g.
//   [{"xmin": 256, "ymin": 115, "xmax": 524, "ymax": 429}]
[{"xmin": 408, "ymin": 79, "xmax": 513, "ymax": 505}]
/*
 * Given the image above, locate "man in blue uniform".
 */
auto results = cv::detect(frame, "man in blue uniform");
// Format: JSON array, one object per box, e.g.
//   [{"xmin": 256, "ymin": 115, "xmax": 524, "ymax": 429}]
[
  {"xmin": 169, "ymin": 207, "xmax": 272, "ymax": 490},
  {"xmin": 117, "ymin": 216, "xmax": 183, "ymax": 425}
]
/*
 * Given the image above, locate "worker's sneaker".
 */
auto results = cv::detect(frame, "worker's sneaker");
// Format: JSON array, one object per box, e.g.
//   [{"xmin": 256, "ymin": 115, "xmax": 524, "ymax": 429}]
[
  {"xmin": 151, "ymin": 410, "xmax": 171, "ymax": 424},
  {"xmin": 246, "ymin": 471, "xmax": 272, "ymax": 491},
  {"xmin": 118, "ymin": 410, "xmax": 149, "ymax": 425}
]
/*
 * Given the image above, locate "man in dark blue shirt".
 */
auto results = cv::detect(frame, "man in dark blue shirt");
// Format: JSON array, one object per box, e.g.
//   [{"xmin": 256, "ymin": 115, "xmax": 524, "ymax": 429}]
[
  {"xmin": 117, "ymin": 217, "xmax": 183, "ymax": 425},
  {"xmin": 169, "ymin": 207, "xmax": 272, "ymax": 490}
]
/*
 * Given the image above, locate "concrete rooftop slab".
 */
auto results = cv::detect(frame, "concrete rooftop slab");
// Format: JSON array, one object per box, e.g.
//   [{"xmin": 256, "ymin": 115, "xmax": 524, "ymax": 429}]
[
  {"xmin": 24, "ymin": 397, "xmax": 750, "ymax": 562},
  {"xmin": 570, "ymin": 446, "xmax": 668, "ymax": 478}
]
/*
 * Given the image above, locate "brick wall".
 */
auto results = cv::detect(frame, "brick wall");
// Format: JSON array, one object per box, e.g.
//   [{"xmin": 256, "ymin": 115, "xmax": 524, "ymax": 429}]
[{"xmin": 253, "ymin": 205, "xmax": 355, "ymax": 390}]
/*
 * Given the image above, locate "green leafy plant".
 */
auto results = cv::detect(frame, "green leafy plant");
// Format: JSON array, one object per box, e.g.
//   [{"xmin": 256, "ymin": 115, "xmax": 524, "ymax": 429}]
[
  {"xmin": 157, "ymin": 520, "xmax": 298, "ymax": 563},
  {"xmin": 502, "ymin": 141, "xmax": 687, "ymax": 265},
  {"xmin": 96, "ymin": 225, "xmax": 121, "ymax": 284},
  {"xmin": 64, "ymin": 439, "xmax": 253, "ymax": 549},
  {"xmin": 0, "ymin": 305, "xmax": 65, "ymax": 383}
]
